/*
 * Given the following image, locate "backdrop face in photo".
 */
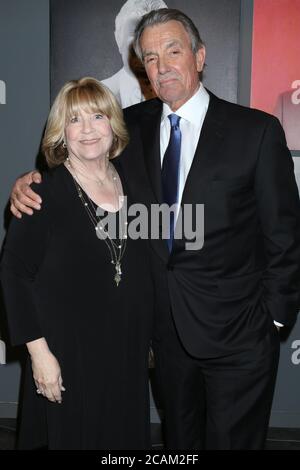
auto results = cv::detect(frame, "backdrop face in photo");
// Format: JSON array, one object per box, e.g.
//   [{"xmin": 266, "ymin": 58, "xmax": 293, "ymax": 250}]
[
  {"xmin": 50, "ymin": 0, "xmax": 241, "ymax": 106},
  {"xmin": 251, "ymin": 0, "xmax": 300, "ymax": 152}
]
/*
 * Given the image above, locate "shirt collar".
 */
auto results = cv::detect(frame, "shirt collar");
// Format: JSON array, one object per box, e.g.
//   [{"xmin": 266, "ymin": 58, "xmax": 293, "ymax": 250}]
[{"xmin": 161, "ymin": 83, "xmax": 210, "ymax": 127}]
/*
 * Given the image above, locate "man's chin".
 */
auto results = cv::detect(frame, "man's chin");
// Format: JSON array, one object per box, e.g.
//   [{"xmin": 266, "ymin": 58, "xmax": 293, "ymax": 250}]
[
  {"xmin": 158, "ymin": 91, "xmax": 184, "ymax": 107},
  {"xmin": 157, "ymin": 82, "xmax": 183, "ymax": 98}
]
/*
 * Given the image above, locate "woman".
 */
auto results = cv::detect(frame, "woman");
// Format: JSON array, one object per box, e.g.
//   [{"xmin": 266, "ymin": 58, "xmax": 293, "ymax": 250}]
[{"xmin": 0, "ymin": 77, "xmax": 153, "ymax": 450}]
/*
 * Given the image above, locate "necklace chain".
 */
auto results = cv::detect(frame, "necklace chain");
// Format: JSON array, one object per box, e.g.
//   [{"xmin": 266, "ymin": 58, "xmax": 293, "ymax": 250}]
[
  {"xmin": 66, "ymin": 158, "xmax": 127, "ymax": 286},
  {"xmin": 70, "ymin": 164, "xmax": 109, "ymax": 186}
]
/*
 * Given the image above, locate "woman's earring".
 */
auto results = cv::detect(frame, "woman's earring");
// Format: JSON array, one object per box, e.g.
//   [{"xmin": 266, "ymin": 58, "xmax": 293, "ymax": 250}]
[{"xmin": 62, "ymin": 141, "xmax": 67, "ymax": 148}]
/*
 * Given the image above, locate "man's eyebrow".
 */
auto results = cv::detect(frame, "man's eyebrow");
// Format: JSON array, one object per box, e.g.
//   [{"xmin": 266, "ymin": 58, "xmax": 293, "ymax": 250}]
[
  {"xmin": 143, "ymin": 50, "xmax": 158, "ymax": 58},
  {"xmin": 142, "ymin": 40, "xmax": 183, "ymax": 59},
  {"xmin": 165, "ymin": 40, "xmax": 182, "ymax": 49}
]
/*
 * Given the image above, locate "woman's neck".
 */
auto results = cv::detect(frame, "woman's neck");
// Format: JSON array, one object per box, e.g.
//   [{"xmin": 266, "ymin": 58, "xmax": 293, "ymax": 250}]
[{"xmin": 67, "ymin": 154, "xmax": 110, "ymax": 182}]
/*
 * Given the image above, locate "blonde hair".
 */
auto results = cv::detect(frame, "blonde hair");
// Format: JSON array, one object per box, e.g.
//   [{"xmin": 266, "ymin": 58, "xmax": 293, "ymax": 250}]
[{"xmin": 42, "ymin": 77, "xmax": 129, "ymax": 167}]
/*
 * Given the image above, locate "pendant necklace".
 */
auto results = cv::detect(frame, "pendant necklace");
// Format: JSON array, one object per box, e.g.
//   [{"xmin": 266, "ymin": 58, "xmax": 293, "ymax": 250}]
[{"xmin": 66, "ymin": 157, "xmax": 127, "ymax": 286}]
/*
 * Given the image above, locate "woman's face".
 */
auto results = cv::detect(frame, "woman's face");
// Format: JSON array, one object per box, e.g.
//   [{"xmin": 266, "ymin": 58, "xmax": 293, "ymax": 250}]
[{"xmin": 65, "ymin": 108, "xmax": 113, "ymax": 162}]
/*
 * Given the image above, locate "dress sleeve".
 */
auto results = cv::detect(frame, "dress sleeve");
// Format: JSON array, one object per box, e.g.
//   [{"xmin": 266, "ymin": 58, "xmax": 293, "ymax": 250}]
[{"xmin": 0, "ymin": 178, "xmax": 53, "ymax": 345}]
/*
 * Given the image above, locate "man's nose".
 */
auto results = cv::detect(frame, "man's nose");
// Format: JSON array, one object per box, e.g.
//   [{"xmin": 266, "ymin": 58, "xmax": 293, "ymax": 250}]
[{"xmin": 157, "ymin": 56, "xmax": 169, "ymax": 74}]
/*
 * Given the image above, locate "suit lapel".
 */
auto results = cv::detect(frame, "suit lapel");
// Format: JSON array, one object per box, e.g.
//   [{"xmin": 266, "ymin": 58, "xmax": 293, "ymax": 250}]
[
  {"xmin": 171, "ymin": 93, "xmax": 226, "ymax": 254},
  {"xmin": 180, "ymin": 92, "xmax": 226, "ymax": 206}
]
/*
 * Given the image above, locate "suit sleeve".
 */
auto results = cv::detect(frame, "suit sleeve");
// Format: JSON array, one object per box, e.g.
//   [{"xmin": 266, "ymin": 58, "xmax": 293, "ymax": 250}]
[
  {"xmin": 0, "ymin": 180, "xmax": 52, "ymax": 345},
  {"xmin": 255, "ymin": 116, "xmax": 300, "ymax": 326}
]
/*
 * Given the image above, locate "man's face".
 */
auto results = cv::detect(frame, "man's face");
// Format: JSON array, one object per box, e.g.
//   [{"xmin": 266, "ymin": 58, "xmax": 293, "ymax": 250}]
[{"xmin": 140, "ymin": 20, "xmax": 205, "ymax": 111}]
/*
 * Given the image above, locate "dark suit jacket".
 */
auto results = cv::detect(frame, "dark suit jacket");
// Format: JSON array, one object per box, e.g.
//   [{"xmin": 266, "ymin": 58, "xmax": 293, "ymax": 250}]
[{"xmin": 119, "ymin": 90, "xmax": 300, "ymax": 358}]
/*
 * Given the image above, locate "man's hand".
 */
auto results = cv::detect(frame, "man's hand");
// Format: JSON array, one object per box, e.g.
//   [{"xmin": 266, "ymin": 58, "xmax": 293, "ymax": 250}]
[{"xmin": 10, "ymin": 171, "xmax": 42, "ymax": 218}]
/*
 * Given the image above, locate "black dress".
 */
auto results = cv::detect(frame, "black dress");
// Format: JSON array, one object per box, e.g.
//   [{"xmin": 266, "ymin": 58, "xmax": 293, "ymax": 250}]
[{"xmin": 0, "ymin": 163, "xmax": 154, "ymax": 450}]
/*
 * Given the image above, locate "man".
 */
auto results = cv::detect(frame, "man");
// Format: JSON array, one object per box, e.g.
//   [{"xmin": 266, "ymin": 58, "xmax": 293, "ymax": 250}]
[{"xmin": 9, "ymin": 9, "xmax": 300, "ymax": 449}]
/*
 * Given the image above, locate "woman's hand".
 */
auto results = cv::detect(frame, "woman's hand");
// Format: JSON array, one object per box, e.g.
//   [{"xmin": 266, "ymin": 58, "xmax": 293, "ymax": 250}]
[
  {"xmin": 26, "ymin": 338, "xmax": 65, "ymax": 403},
  {"xmin": 10, "ymin": 171, "xmax": 43, "ymax": 218}
]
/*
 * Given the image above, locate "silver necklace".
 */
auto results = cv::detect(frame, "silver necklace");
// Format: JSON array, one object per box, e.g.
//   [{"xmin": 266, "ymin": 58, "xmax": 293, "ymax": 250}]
[
  {"xmin": 71, "ymin": 165, "xmax": 109, "ymax": 186},
  {"xmin": 66, "ymin": 159, "xmax": 128, "ymax": 286},
  {"xmin": 66, "ymin": 156, "xmax": 109, "ymax": 186}
]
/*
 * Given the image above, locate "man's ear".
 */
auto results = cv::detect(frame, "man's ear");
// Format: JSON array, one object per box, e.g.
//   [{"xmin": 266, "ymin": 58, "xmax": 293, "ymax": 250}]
[{"xmin": 196, "ymin": 46, "xmax": 206, "ymax": 73}]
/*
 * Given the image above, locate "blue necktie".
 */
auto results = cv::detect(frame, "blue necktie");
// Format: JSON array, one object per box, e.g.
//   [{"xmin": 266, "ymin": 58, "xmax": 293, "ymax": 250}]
[{"xmin": 161, "ymin": 114, "xmax": 182, "ymax": 251}]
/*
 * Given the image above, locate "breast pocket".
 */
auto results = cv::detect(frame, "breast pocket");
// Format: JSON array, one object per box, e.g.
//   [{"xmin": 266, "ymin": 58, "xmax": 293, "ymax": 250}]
[{"xmin": 211, "ymin": 176, "xmax": 252, "ymax": 192}]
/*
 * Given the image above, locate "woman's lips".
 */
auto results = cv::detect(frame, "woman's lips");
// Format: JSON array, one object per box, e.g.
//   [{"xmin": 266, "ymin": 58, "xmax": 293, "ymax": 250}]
[{"xmin": 80, "ymin": 138, "xmax": 100, "ymax": 145}]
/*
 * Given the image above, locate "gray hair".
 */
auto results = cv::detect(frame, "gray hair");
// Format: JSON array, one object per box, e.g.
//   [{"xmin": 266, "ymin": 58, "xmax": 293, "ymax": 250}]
[
  {"xmin": 133, "ymin": 8, "xmax": 204, "ymax": 61},
  {"xmin": 114, "ymin": 0, "xmax": 168, "ymax": 51}
]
